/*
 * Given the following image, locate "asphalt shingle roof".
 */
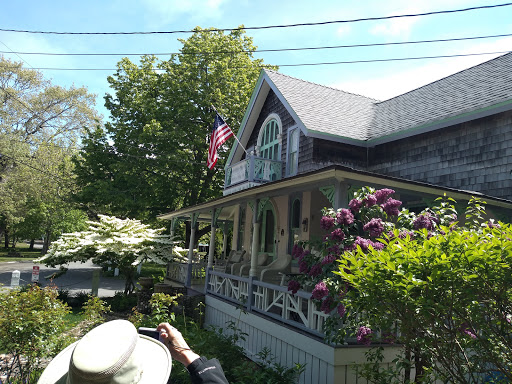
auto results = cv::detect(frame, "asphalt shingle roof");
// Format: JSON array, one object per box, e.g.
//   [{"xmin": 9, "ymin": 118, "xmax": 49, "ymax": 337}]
[
  {"xmin": 265, "ymin": 70, "xmax": 377, "ymax": 141},
  {"xmin": 263, "ymin": 52, "xmax": 512, "ymax": 143}
]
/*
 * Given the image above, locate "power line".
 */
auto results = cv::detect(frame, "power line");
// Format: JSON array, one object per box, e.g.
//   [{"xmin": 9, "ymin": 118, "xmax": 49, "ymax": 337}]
[
  {"xmin": 1, "ymin": 32, "xmax": 511, "ymax": 57},
  {"xmin": 1, "ymin": 3, "xmax": 511, "ymax": 35},
  {"xmin": 20, "ymin": 50, "xmax": 512, "ymax": 71}
]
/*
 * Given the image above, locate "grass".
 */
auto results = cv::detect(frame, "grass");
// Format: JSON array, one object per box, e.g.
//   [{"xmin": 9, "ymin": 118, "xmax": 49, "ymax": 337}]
[
  {"xmin": 64, "ymin": 307, "xmax": 85, "ymax": 327},
  {"xmin": 0, "ymin": 243, "xmax": 41, "ymax": 262},
  {"xmin": 102, "ymin": 262, "xmax": 167, "ymax": 281}
]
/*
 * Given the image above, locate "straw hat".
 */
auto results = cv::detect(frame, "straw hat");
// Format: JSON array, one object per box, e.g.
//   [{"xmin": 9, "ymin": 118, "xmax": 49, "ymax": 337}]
[{"xmin": 38, "ymin": 320, "xmax": 172, "ymax": 384}]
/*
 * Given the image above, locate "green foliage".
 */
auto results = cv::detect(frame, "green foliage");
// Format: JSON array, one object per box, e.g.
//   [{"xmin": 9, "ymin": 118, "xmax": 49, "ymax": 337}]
[
  {"xmin": 0, "ymin": 285, "xmax": 72, "ymax": 382},
  {"xmin": 80, "ymin": 296, "xmax": 112, "ymax": 331},
  {"xmin": 107, "ymin": 291, "xmax": 137, "ymax": 312},
  {"xmin": 74, "ymin": 27, "xmax": 276, "ymax": 220},
  {"xmin": 337, "ymin": 209, "xmax": 512, "ymax": 382},
  {"xmin": 0, "ymin": 57, "xmax": 99, "ymax": 250}
]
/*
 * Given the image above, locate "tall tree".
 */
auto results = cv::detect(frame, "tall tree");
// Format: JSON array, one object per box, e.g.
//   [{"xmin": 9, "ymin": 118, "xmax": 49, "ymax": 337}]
[
  {"xmin": 0, "ymin": 57, "xmax": 100, "ymax": 248},
  {"xmin": 75, "ymin": 27, "xmax": 276, "ymax": 224}
]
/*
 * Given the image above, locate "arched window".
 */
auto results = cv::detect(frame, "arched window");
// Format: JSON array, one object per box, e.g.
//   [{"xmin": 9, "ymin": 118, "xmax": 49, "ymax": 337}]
[{"xmin": 257, "ymin": 115, "xmax": 281, "ymax": 161}]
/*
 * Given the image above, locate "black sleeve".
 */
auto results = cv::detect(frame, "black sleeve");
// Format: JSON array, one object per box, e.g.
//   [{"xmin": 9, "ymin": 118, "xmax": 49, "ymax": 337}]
[{"xmin": 186, "ymin": 356, "xmax": 229, "ymax": 384}]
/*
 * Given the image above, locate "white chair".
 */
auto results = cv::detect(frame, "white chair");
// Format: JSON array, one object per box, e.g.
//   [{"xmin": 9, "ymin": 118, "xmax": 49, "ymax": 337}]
[
  {"xmin": 214, "ymin": 250, "xmax": 245, "ymax": 273},
  {"xmin": 239, "ymin": 253, "xmax": 269, "ymax": 276},
  {"xmin": 259, "ymin": 254, "xmax": 292, "ymax": 283}
]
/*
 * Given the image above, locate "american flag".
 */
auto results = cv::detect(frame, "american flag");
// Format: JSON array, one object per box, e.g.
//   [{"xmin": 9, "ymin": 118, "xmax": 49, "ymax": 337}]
[{"xmin": 207, "ymin": 113, "xmax": 234, "ymax": 169}]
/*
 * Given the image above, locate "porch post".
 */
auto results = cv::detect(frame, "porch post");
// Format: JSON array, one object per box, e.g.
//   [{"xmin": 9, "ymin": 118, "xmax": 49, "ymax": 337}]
[
  {"xmin": 222, "ymin": 222, "xmax": 228, "ymax": 258},
  {"xmin": 249, "ymin": 199, "xmax": 260, "ymax": 278},
  {"xmin": 186, "ymin": 214, "xmax": 197, "ymax": 287},
  {"xmin": 207, "ymin": 209, "xmax": 216, "ymax": 270},
  {"xmin": 334, "ymin": 179, "xmax": 349, "ymax": 210}
]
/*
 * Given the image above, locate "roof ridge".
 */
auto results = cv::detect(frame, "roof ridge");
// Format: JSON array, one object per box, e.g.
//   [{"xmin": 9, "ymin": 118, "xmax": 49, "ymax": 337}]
[
  {"xmin": 264, "ymin": 69, "xmax": 380, "ymax": 102},
  {"xmin": 375, "ymin": 51, "xmax": 512, "ymax": 104}
]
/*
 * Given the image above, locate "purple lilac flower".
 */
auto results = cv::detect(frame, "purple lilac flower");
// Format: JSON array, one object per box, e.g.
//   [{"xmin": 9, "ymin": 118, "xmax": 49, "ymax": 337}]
[
  {"xmin": 374, "ymin": 188, "xmax": 395, "ymax": 204},
  {"xmin": 357, "ymin": 326, "xmax": 373, "ymax": 345},
  {"xmin": 413, "ymin": 214, "xmax": 435, "ymax": 230},
  {"xmin": 363, "ymin": 194, "xmax": 377, "ymax": 207},
  {"xmin": 308, "ymin": 264, "xmax": 322, "ymax": 277},
  {"xmin": 382, "ymin": 198, "xmax": 402, "ymax": 216},
  {"xmin": 320, "ymin": 215, "xmax": 335, "ymax": 231},
  {"xmin": 460, "ymin": 324, "xmax": 477, "ymax": 339},
  {"xmin": 363, "ymin": 218, "xmax": 385, "ymax": 237},
  {"xmin": 349, "ymin": 199, "xmax": 362, "ymax": 213},
  {"xmin": 299, "ymin": 260, "xmax": 309, "ymax": 274},
  {"xmin": 292, "ymin": 244, "xmax": 303, "ymax": 259},
  {"xmin": 311, "ymin": 281, "xmax": 329, "ymax": 299},
  {"xmin": 371, "ymin": 241, "xmax": 385, "ymax": 251},
  {"xmin": 330, "ymin": 228, "xmax": 345, "ymax": 242},
  {"xmin": 321, "ymin": 254, "xmax": 336, "ymax": 265},
  {"xmin": 336, "ymin": 208, "xmax": 354, "ymax": 226},
  {"xmin": 398, "ymin": 230, "xmax": 415, "ymax": 239},
  {"xmin": 337, "ymin": 304, "xmax": 346, "ymax": 317},
  {"xmin": 287, "ymin": 280, "xmax": 301, "ymax": 294},
  {"xmin": 321, "ymin": 296, "xmax": 335, "ymax": 314},
  {"xmin": 354, "ymin": 236, "xmax": 371, "ymax": 251},
  {"xmin": 327, "ymin": 244, "xmax": 340, "ymax": 255}
]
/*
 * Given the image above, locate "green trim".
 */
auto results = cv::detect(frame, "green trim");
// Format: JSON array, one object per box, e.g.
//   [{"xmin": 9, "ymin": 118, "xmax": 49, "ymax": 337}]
[
  {"xmin": 248, "ymin": 201, "xmax": 255, "ymax": 214},
  {"xmin": 211, "ymin": 208, "xmax": 222, "ymax": 227},
  {"xmin": 258, "ymin": 197, "xmax": 270, "ymax": 220},
  {"xmin": 319, "ymin": 185, "xmax": 335, "ymax": 207}
]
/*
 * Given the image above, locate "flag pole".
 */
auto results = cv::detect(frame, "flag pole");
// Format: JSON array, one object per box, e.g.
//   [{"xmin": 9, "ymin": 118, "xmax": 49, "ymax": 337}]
[{"xmin": 211, "ymin": 105, "xmax": 248, "ymax": 155}]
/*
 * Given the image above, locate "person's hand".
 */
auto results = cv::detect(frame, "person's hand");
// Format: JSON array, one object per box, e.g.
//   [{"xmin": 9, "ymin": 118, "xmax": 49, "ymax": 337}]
[{"xmin": 157, "ymin": 323, "xmax": 200, "ymax": 367}]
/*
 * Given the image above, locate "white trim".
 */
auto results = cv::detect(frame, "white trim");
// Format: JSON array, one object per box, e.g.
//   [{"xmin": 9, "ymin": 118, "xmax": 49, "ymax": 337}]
[{"xmin": 286, "ymin": 126, "xmax": 300, "ymax": 176}]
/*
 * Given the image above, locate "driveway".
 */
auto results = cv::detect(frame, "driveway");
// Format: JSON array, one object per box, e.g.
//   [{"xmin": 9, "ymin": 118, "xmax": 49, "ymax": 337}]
[{"xmin": 0, "ymin": 260, "xmax": 125, "ymax": 297}]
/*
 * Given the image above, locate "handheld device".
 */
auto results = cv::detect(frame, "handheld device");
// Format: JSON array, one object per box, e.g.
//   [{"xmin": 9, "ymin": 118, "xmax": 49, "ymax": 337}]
[{"xmin": 138, "ymin": 327, "xmax": 161, "ymax": 341}]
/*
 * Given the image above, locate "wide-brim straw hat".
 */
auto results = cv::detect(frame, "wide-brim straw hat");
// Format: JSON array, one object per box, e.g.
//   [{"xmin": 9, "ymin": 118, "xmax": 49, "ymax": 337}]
[{"xmin": 38, "ymin": 320, "xmax": 172, "ymax": 384}]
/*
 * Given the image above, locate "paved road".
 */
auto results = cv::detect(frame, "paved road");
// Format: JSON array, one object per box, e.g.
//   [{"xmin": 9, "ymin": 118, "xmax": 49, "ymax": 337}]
[{"xmin": 0, "ymin": 260, "xmax": 125, "ymax": 297}]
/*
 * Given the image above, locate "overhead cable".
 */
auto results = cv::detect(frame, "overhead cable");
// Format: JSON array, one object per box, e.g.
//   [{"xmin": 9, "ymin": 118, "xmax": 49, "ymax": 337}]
[
  {"xmin": 1, "ymin": 3, "xmax": 510, "ymax": 35},
  {"xmin": 1, "ymin": 32, "xmax": 511, "ymax": 57},
  {"xmin": 22, "ymin": 50, "xmax": 512, "ymax": 71}
]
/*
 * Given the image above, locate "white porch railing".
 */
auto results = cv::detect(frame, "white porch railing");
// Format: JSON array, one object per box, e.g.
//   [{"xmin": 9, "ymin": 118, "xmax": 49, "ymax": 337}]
[
  {"xmin": 206, "ymin": 269, "xmax": 330, "ymax": 337},
  {"xmin": 167, "ymin": 262, "xmax": 207, "ymax": 284}
]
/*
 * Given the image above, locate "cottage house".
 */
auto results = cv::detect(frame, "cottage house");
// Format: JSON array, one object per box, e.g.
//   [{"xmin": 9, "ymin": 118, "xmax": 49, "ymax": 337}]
[{"xmin": 158, "ymin": 52, "xmax": 512, "ymax": 383}]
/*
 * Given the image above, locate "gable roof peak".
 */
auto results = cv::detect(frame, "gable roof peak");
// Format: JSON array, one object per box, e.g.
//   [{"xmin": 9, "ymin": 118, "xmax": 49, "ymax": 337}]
[{"xmin": 263, "ymin": 69, "xmax": 380, "ymax": 102}]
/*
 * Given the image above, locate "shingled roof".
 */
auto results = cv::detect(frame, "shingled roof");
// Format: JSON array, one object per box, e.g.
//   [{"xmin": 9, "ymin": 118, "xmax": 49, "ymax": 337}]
[
  {"xmin": 263, "ymin": 52, "xmax": 512, "ymax": 144},
  {"xmin": 265, "ymin": 70, "xmax": 377, "ymax": 141}
]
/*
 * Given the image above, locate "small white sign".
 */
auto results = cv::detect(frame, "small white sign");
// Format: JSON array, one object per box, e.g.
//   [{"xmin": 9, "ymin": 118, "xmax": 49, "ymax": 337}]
[{"xmin": 32, "ymin": 266, "xmax": 40, "ymax": 283}]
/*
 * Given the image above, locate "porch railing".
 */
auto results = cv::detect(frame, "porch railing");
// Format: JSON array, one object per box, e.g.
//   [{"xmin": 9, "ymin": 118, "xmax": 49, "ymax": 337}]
[
  {"xmin": 206, "ymin": 269, "xmax": 329, "ymax": 337},
  {"xmin": 167, "ymin": 262, "xmax": 207, "ymax": 285},
  {"xmin": 224, "ymin": 156, "xmax": 283, "ymax": 192}
]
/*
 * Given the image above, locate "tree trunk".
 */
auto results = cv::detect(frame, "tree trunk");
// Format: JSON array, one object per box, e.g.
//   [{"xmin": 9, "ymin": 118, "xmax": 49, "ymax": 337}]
[
  {"xmin": 122, "ymin": 266, "xmax": 136, "ymax": 295},
  {"xmin": 404, "ymin": 346, "xmax": 411, "ymax": 384},
  {"xmin": 29, "ymin": 239, "xmax": 35, "ymax": 250},
  {"xmin": 4, "ymin": 231, "xmax": 9, "ymax": 249},
  {"xmin": 41, "ymin": 230, "xmax": 51, "ymax": 254}
]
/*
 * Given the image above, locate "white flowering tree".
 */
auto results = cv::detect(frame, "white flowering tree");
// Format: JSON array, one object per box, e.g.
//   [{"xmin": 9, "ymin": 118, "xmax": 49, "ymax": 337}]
[{"xmin": 38, "ymin": 215, "xmax": 174, "ymax": 294}]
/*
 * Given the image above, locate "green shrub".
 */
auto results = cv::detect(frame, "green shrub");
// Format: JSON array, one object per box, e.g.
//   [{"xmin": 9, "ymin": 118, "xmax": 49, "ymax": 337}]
[{"xmin": 0, "ymin": 285, "xmax": 72, "ymax": 382}]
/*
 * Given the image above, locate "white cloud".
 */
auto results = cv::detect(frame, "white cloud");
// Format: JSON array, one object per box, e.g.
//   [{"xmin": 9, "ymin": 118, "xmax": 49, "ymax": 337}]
[
  {"xmin": 369, "ymin": 6, "xmax": 423, "ymax": 37},
  {"xmin": 331, "ymin": 37, "xmax": 512, "ymax": 101},
  {"xmin": 336, "ymin": 25, "xmax": 352, "ymax": 37}
]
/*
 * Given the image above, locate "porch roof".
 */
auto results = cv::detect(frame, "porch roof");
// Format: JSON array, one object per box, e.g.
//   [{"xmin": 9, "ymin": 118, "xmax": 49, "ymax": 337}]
[{"xmin": 157, "ymin": 164, "xmax": 512, "ymax": 221}]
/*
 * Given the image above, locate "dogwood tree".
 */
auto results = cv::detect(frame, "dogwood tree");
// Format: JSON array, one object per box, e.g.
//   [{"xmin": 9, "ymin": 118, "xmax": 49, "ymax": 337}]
[{"xmin": 38, "ymin": 215, "xmax": 174, "ymax": 293}]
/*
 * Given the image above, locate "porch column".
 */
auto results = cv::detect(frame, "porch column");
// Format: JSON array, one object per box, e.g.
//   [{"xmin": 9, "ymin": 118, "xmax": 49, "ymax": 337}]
[
  {"xmin": 207, "ymin": 209, "xmax": 216, "ymax": 270},
  {"xmin": 222, "ymin": 222, "xmax": 228, "ymax": 258},
  {"xmin": 186, "ymin": 214, "xmax": 198, "ymax": 287},
  {"xmin": 334, "ymin": 179, "xmax": 349, "ymax": 210},
  {"xmin": 249, "ymin": 199, "xmax": 260, "ymax": 278}
]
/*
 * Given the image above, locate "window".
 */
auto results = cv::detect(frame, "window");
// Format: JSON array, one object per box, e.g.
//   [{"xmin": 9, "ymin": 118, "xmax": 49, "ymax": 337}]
[
  {"xmin": 258, "ymin": 115, "xmax": 281, "ymax": 161},
  {"xmin": 291, "ymin": 198, "xmax": 301, "ymax": 228},
  {"xmin": 288, "ymin": 128, "xmax": 299, "ymax": 175}
]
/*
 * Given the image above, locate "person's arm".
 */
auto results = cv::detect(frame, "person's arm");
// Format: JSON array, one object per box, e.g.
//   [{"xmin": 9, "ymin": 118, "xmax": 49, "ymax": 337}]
[{"xmin": 157, "ymin": 323, "xmax": 228, "ymax": 384}]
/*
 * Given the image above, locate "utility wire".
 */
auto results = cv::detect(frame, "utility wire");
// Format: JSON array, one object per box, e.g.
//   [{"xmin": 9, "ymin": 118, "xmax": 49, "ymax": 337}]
[
  {"xmin": 1, "ymin": 32, "xmax": 511, "ymax": 57},
  {"xmin": 1, "ymin": 3, "xmax": 510, "ymax": 35},
  {"xmin": 20, "ymin": 50, "xmax": 512, "ymax": 71}
]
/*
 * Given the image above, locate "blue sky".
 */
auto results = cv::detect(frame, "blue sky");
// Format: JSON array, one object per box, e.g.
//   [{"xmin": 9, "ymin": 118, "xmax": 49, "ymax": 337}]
[{"xmin": 1, "ymin": 0, "xmax": 511, "ymax": 122}]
